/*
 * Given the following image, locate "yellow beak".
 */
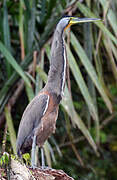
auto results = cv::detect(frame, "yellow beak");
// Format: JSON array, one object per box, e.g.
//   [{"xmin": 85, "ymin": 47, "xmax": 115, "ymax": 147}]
[{"xmin": 69, "ymin": 17, "xmax": 101, "ymax": 25}]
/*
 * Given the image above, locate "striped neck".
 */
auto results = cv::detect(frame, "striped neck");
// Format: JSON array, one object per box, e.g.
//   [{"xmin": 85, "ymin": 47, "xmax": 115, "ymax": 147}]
[{"xmin": 46, "ymin": 30, "xmax": 67, "ymax": 97}]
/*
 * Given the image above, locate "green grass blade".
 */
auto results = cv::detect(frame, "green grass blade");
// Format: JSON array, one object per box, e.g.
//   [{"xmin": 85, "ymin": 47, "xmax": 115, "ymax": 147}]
[
  {"xmin": 0, "ymin": 41, "xmax": 31, "ymax": 87},
  {"xmin": 24, "ymin": 72, "xmax": 35, "ymax": 101},
  {"xmin": 36, "ymin": 66, "xmax": 47, "ymax": 84},
  {"xmin": 70, "ymin": 32, "xmax": 112, "ymax": 113},
  {"xmin": 25, "ymin": 84, "xmax": 34, "ymax": 102},
  {"xmin": 5, "ymin": 106, "xmax": 16, "ymax": 154},
  {"xmin": 45, "ymin": 44, "xmax": 51, "ymax": 61}
]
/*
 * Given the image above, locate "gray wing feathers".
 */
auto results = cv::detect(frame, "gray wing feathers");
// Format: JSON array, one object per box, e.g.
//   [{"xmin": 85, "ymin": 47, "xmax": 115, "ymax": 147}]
[{"xmin": 16, "ymin": 94, "xmax": 49, "ymax": 155}]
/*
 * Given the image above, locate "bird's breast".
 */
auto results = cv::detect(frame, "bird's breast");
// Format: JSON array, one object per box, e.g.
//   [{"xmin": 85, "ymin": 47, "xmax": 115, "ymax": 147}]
[
  {"xmin": 35, "ymin": 106, "xmax": 59, "ymax": 147},
  {"xmin": 35, "ymin": 91, "xmax": 59, "ymax": 147}
]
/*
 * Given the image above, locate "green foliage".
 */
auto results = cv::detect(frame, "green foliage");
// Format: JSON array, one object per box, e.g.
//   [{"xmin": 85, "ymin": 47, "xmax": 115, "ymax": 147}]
[
  {"xmin": 0, "ymin": 153, "xmax": 9, "ymax": 167},
  {"xmin": 0, "ymin": 0, "xmax": 117, "ymax": 179},
  {"xmin": 22, "ymin": 153, "xmax": 31, "ymax": 166}
]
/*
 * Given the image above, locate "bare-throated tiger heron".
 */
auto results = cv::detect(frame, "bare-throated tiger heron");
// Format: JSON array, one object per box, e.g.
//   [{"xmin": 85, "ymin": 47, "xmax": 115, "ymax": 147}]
[{"xmin": 16, "ymin": 16, "xmax": 100, "ymax": 168}]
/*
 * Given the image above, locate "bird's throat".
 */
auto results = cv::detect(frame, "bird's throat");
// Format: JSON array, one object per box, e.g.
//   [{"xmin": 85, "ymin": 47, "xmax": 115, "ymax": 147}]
[{"xmin": 46, "ymin": 32, "xmax": 67, "ymax": 96}]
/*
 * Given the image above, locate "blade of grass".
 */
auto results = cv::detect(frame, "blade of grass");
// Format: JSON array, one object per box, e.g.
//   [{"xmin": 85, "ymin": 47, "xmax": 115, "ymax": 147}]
[
  {"xmin": 25, "ymin": 85, "xmax": 34, "ymax": 102},
  {"xmin": 5, "ymin": 106, "xmax": 16, "ymax": 154}
]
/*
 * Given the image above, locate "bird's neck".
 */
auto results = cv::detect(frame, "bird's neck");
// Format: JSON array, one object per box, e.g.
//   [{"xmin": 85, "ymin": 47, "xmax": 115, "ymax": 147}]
[{"xmin": 46, "ymin": 29, "xmax": 67, "ymax": 97}]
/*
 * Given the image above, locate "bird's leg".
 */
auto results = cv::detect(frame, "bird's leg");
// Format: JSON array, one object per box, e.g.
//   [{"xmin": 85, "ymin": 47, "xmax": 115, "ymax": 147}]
[
  {"xmin": 31, "ymin": 135, "xmax": 36, "ymax": 168},
  {"xmin": 40, "ymin": 147, "xmax": 52, "ymax": 170},
  {"xmin": 41, "ymin": 147, "xmax": 45, "ymax": 168}
]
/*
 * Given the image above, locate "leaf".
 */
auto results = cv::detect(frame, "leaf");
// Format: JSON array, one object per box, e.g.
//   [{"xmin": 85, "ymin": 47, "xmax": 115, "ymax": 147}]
[
  {"xmin": 25, "ymin": 84, "xmax": 34, "ymax": 102},
  {"xmin": 0, "ymin": 41, "xmax": 31, "ymax": 87}
]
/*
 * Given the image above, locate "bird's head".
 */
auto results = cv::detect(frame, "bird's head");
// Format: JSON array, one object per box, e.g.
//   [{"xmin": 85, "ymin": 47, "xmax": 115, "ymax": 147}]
[{"xmin": 57, "ymin": 16, "xmax": 101, "ymax": 32}]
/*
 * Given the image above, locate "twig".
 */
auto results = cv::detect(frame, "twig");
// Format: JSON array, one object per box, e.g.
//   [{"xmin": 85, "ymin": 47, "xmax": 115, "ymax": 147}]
[
  {"xmin": 100, "ymin": 112, "xmax": 116, "ymax": 129},
  {"xmin": 64, "ymin": 0, "xmax": 77, "ymax": 14},
  {"xmin": 59, "ymin": 136, "xmax": 85, "ymax": 148},
  {"xmin": 9, "ymin": 79, "xmax": 25, "ymax": 108}
]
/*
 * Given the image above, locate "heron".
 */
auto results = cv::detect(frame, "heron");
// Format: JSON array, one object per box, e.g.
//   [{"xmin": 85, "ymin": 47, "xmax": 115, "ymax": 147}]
[{"xmin": 16, "ymin": 16, "xmax": 100, "ymax": 168}]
